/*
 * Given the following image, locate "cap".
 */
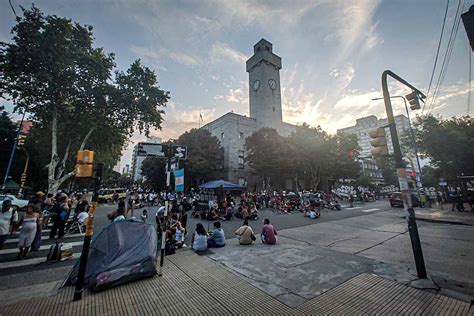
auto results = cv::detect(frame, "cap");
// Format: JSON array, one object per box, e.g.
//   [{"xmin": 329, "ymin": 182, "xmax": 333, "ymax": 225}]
[{"xmin": 36, "ymin": 191, "xmax": 45, "ymax": 197}]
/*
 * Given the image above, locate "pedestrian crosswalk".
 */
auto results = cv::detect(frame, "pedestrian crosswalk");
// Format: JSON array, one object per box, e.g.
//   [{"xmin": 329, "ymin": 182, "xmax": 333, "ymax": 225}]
[
  {"xmin": 0, "ymin": 229, "xmax": 84, "ymax": 272},
  {"xmin": 362, "ymin": 208, "xmax": 380, "ymax": 213}
]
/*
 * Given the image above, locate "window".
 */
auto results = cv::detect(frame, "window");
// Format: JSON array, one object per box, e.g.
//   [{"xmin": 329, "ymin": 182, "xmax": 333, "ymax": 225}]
[
  {"xmin": 221, "ymin": 132, "xmax": 225, "ymax": 140},
  {"xmin": 238, "ymin": 150, "xmax": 245, "ymax": 169},
  {"xmin": 272, "ymin": 107, "xmax": 275, "ymax": 112},
  {"xmin": 239, "ymin": 132, "xmax": 244, "ymax": 139}
]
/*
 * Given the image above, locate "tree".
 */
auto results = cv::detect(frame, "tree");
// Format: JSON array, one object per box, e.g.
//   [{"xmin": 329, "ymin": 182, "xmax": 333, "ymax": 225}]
[
  {"xmin": 0, "ymin": 112, "xmax": 17, "ymax": 183},
  {"xmin": 330, "ymin": 133, "xmax": 361, "ymax": 181},
  {"xmin": 288, "ymin": 124, "xmax": 333, "ymax": 190},
  {"xmin": 245, "ymin": 128, "xmax": 293, "ymax": 189},
  {"xmin": 413, "ymin": 115, "xmax": 473, "ymax": 181},
  {"xmin": 141, "ymin": 157, "xmax": 167, "ymax": 191},
  {"xmin": 0, "ymin": 6, "xmax": 169, "ymax": 193},
  {"xmin": 176, "ymin": 129, "xmax": 224, "ymax": 189},
  {"xmin": 376, "ymin": 156, "xmax": 399, "ymax": 186}
]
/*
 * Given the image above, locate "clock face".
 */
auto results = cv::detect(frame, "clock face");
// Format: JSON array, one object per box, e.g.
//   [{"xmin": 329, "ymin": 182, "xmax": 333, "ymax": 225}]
[
  {"xmin": 268, "ymin": 79, "xmax": 276, "ymax": 90},
  {"xmin": 253, "ymin": 80, "xmax": 260, "ymax": 91}
]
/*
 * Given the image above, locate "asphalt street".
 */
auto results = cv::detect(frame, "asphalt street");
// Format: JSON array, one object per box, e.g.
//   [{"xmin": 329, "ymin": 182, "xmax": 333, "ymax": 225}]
[{"xmin": 2, "ymin": 199, "xmax": 473, "ymax": 304}]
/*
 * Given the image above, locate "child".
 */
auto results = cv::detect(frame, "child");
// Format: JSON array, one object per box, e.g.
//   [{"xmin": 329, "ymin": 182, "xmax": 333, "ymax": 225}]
[{"xmin": 141, "ymin": 209, "xmax": 148, "ymax": 222}]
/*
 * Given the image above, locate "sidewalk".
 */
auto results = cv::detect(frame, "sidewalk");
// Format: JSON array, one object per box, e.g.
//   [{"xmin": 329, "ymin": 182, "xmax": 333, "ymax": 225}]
[
  {"xmin": 415, "ymin": 205, "xmax": 474, "ymax": 226},
  {"xmin": 0, "ymin": 250, "xmax": 472, "ymax": 315}
]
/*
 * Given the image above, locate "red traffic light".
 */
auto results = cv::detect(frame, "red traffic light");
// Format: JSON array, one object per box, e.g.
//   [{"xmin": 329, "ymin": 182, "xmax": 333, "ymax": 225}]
[{"xmin": 410, "ymin": 171, "xmax": 416, "ymax": 178}]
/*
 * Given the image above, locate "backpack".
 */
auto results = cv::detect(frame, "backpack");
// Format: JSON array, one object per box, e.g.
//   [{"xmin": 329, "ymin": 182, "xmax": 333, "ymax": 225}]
[{"xmin": 47, "ymin": 242, "xmax": 61, "ymax": 261}]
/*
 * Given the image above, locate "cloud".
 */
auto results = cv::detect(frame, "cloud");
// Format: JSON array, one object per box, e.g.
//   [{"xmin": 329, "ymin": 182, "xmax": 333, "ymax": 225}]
[
  {"xmin": 210, "ymin": 41, "xmax": 247, "ymax": 65},
  {"xmin": 130, "ymin": 45, "xmax": 200, "ymax": 67}
]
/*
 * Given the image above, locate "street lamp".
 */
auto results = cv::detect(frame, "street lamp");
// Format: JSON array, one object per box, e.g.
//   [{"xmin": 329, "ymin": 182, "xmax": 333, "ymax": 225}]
[{"xmin": 372, "ymin": 96, "xmax": 424, "ymax": 189}]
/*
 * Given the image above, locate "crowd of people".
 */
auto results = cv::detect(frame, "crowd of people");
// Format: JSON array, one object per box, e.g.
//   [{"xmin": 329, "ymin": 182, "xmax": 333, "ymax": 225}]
[{"xmin": 0, "ymin": 191, "xmax": 90, "ymax": 259}]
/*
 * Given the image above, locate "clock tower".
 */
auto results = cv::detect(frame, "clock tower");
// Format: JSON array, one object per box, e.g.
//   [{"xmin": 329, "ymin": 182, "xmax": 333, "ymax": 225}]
[{"xmin": 246, "ymin": 39, "xmax": 282, "ymax": 129}]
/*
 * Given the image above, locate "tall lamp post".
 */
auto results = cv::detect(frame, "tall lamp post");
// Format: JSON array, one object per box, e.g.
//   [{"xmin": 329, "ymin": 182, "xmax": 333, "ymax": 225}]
[{"xmin": 372, "ymin": 96, "xmax": 424, "ymax": 190}]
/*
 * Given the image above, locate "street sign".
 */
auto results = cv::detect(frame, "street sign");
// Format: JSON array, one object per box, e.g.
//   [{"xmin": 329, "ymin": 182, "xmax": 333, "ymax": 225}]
[
  {"xmin": 136, "ymin": 143, "xmax": 167, "ymax": 157},
  {"xmin": 173, "ymin": 145, "xmax": 187, "ymax": 159}
]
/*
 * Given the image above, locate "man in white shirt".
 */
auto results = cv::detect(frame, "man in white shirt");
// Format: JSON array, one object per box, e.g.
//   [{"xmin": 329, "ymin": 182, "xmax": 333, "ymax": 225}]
[{"xmin": 0, "ymin": 199, "xmax": 18, "ymax": 249}]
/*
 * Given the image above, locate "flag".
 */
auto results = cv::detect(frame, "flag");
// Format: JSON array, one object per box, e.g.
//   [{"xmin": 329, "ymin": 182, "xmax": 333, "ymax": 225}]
[
  {"xmin": 199, "ymin": 112, "xmax": 203, "ymax": 121},
  {"xmin": 173, "ymin": 169, "xmax": 184, "ymax": 192}
]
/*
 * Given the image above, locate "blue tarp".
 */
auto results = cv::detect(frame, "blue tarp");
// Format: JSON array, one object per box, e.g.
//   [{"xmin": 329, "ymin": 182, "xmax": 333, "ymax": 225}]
[{"xmin": 199, "ymin": 180, "xmax": 246, "ymax": 191}]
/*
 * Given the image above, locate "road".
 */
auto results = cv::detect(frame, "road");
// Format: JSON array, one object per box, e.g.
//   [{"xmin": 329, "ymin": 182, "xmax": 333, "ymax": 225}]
[{"xmin": 1, "ymin": 199, "xmax": 473, "ymax": 304}]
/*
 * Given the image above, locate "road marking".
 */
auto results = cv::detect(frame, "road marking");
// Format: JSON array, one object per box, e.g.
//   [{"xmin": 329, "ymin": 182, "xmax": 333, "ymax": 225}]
[
  {"xmin": 12, "ymin": 229, "xmax": 51, "ymax": 235},
  {"xmin": 346, "ymin": 207, "xmax": 362, "ymax": 210},
  {"xmin": 0, "ymin": 241, "xmax": 83, "ymax": 255},
  {"xmin": 0, "ymin": 253, "xmax": 80, "ymax": 269},
  {"xmin": 362, "ymin": 208, "xmax": 380, "ymax": 213},
  {"xmin": 5, "ymin": 233, "xmax": 83, "ymax": 244}
]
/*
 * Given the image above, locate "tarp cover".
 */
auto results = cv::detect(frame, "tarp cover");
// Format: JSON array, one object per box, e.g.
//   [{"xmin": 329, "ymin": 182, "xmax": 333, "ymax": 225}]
[
  {"xmin": 66, "ymin": 219, "xmax": 158, "ymax": 292},
  {"xmin": 199, "ymin": 180, "xmax": 245, "ymax": 191}
]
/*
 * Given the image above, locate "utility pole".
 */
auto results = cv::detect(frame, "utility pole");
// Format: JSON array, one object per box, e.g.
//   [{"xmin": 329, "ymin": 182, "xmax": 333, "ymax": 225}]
[
  {"xmin": 158, "ymin": 144, "xmax": 173, "ymax": 276},
  {"xmin": 381, "ymin": 70, "xmax": 427, "ymax": 279},
  {"xmin": 73, "ymin": 159, "xmax": 102, "ymax": 301}
]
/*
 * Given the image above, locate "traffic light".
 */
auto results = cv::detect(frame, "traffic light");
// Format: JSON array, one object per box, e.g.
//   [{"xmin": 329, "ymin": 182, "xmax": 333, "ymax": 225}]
[
  {"xmin": 405, "ymin": 91, "xmax": 421, "ymax": 111},
  {"xmin": 369, "ymin": 127, "xmax": 388, "ymax": 157},
  {"xmin": 409, "ymin": 171, "xmax": 416, "ymax": 179},
  {"xmin": 76, "ymin": 150, "xmax": 94, "ymax": 177},
  {"xmin": 17, "ymin": 134, "xmax": 27, "ymax": 146}
]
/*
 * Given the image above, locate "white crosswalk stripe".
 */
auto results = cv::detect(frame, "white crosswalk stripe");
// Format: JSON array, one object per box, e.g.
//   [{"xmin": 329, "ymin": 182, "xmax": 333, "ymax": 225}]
[
  {"xmin": 362, "ymin": 208, "xmax": 380, "ymax": 213},
  {"xmin": 0, "ymin": 253, "xmax": 81, "ymax": 269},
  {"xmin": 12, "ymin": 229, "xmax": 51, "ymax": 235},
  {"xmin": 346, "ymin": 207, "xmax": 362, "ymax": 210},
  {"xmin": 4, "ymin": 233, "xmax": 83, "ymax": 244},
  {"xmin": 0, "ymin": 241, "xmax": 83, "ymax": 255}
]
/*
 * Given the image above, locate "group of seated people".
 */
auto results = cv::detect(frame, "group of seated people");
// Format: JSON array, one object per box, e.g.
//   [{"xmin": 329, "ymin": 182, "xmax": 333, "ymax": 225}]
[
  {"xmin": 189, "ymin": 218, "xmax": 278, "ymax": 252},
  {"xmin": 191, "ymin": 200, "xmax": 259, "ymax": 222}
]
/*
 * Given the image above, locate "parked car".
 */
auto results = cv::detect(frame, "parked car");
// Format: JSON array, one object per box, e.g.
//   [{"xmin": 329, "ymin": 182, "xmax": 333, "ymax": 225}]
[
  {"xmin": 0, "ymin": 194, "xmax": 29, "ymax": 211},
  {"xmin": 389, "ymin": 192, "xmax": 420, "ymax": 207},
  {"xmin": 97, "ymin": 188, "xmax": 126, "ymax": 203}
]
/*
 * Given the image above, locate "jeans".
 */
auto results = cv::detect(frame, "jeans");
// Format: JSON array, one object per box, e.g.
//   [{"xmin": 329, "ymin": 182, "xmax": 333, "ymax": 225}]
[{"xmin": 50, "ymin": 219, "xmax": 65, "ymax": 239}]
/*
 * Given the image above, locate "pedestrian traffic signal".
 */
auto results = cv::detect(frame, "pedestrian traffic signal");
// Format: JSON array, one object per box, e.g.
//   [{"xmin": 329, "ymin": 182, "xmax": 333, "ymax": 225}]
[
  {"xmin": 76, "ymin": 150, "xmax": 94, "ymax": 177},
  {"xmin": 17, "ymin": 134, "xmax": 27, "ymax": 146},
  {"xmin": 369, "ymin": 128, "xmax": 388, "ymax": 157},
  {"xmin": 405, "ymin": 91, "xmax": 421, "ymax": 111}
]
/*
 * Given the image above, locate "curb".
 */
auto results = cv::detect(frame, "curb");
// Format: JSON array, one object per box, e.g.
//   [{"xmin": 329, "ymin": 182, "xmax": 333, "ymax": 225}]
[{"xmin": 415, "ymin": 217, "xmax": 473, "ymax": 226}]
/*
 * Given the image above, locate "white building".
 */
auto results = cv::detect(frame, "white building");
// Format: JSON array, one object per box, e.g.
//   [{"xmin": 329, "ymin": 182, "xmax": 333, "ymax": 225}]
[
  {"xmin": 203, "ymin": 39, "xmax": 297, "ymax": 188},
  {"xmin": 338, "ymin": 115, "xmax": 410, "ymax": 157},
  {"xmin": 130, "ymin": 136, "xmax": 162, "ymax": 182}
]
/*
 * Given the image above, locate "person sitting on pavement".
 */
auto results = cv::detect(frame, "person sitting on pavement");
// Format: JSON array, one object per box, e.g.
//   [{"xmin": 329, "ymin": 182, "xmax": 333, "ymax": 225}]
[
  {"xmin": 191, "ymin": 223, "xmax": 208, "ymax": 252},
  {"xmin": 173, "ymin": 220, "xmax": 186, "ymax": 248},
  {"xmin": 113, "ymin": 207, "xmax": 126, "ymax": 222},
  {"xmin": 248, "ymin": 204, "xmax": 259, "ymax": 221},
  {"xmin": 141, "ymin": 209, "xmax": 148, "ymax": 222},
  {"xmin": 261, "ymin": 218, "xmax": 277, "ymax": 245},
  {"xmin": 207, "ymin": 221, "xmax": 226, "ymax": 248},
  {"xmin": 305, "ymin": 208, "xmax": 320, "ymax": 219},
  {"xmin": 220, "ymin": 206, "xmax": 233, "ymax": 221},
  {"xmin": 235, "ymin": 219, "xmax": 255, "ymax": 245},
  {"xmin": 207, "ymin": 208, "xmax": 219, "ymax": 221},
  {"xmin": 334, "ymin": 201, "xmax": 342, "ymax": 211}
]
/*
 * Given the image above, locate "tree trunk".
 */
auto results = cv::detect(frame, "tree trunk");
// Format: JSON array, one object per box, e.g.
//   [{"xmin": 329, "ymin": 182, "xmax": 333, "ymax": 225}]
[{"xmin": 47, "ymin": 123, "xmax": 95, "ymax": 194}]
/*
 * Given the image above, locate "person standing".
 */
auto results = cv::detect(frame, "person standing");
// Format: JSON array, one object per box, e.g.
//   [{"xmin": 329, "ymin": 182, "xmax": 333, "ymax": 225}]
[
  {"xmin": 0, "ymin": 200, "xmax": 17, "ymax": 250},
  {"xmin": 260, "ymin": 218, "xmax": 277, "ymax": 245},
  {"xmin": 49, "ymin": 196, "xmax": 69, "ymax": 239},
  {"xmin": 17, "ymin": 204, "xmax": 41, "ymax": 259}
]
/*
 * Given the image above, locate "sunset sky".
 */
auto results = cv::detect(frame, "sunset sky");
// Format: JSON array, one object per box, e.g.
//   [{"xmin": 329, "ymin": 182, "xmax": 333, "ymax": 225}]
[{"xmin": 1, "ymin": 0, "xmax": 472, "ymax": 167}]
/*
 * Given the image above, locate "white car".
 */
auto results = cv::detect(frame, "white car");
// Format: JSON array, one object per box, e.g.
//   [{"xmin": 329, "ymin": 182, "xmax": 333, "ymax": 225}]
[{"xmin": 0, "ymin": 195, "xmax": 29, "ymax": 211}]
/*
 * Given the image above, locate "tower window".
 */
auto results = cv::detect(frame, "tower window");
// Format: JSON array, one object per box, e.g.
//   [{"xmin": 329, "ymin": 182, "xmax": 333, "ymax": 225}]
[
  {"xmin": 273, "ymin": 107, "xmax": 275, "ymax": 112},
  {"xmin": 239, "ymin": 132, "xmax": 244, "ymax": 139},
  {"xmin": 221, "ymin": 132, "xmax": 225, "ymax": 140}
]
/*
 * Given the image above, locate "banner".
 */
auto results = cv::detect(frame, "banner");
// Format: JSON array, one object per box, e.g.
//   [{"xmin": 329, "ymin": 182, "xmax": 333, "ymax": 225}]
[{"xmin": 174, "ymin": 169, "xmax": 184, "ymax": 192}]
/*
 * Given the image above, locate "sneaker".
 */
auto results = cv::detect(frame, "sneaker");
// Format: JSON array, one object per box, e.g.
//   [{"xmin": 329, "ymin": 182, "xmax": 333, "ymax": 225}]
[{"xmin": 182, "ymin": 244, "xmax": 187, "ymax": 248}]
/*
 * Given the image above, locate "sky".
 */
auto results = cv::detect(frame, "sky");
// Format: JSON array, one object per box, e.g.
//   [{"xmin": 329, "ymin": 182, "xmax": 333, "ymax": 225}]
[{"xmin": 1, "ymin": 0, "xmax": 472, "ymax": 168}]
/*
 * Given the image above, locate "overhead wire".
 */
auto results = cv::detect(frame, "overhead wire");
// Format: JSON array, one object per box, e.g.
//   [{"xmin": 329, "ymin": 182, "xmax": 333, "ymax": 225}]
[
  {"xmin": 8, "ymin": 0, "xmax": 18, "ymax": 18},
  {"xmin": 424, "ymin": 0, "xmax": 451, "ymax": 113},
  {"xmin": 427, "ymin": 0, "xmax": 464, "ymax": 115}
]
